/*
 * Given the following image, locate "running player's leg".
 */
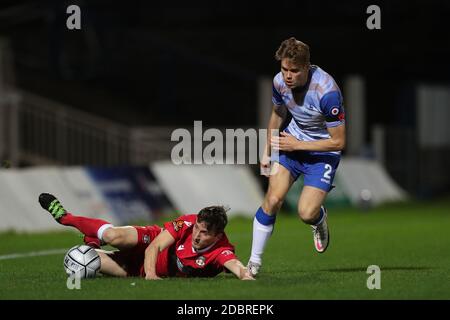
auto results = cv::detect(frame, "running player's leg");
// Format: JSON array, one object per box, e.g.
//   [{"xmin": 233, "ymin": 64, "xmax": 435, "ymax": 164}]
[
  {"xmin": 297, "ymin": 186, "xmax": 329, "ymax": 252},
  {"xmin": 297, "ymin": 186, "xmax": 327, "ymax": 225},
  {"xmin": 248, "ymin": 162, "xmax": 294, "ymax": 275},
  {"xmin": 298, "ymin": 154, "xmax": 340, "ymax": 253}
]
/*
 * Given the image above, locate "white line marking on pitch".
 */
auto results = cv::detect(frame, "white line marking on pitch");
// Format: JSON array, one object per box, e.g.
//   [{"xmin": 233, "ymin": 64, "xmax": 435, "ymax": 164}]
[{"xmin": 0, "ymin": 248, "xmax": 68, "ymax": 261}]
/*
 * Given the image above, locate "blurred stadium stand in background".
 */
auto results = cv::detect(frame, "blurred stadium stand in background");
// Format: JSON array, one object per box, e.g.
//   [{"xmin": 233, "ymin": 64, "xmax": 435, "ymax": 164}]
[{"xmin": 0, "ymin": 0, "xmax": 449, "ymax": 227}]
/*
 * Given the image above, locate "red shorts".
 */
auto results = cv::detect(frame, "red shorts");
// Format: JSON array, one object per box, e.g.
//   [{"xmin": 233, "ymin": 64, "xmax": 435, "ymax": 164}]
[{"xmin": 109, "ymin": 225, "xmax": 162, "ymax": 277}]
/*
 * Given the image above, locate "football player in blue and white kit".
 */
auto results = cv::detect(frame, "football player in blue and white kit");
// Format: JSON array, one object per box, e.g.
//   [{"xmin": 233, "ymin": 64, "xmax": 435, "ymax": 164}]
[{"xmin": 247, "ymin": 37, "xmax": 346, "ymax": 276}]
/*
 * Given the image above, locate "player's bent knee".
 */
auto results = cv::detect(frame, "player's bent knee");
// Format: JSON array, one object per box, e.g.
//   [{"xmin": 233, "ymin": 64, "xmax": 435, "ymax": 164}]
[
  {"xmin": 298, "ymin": 207, "xmax": 320, "ymax": 224},
  {"xmin": 103, "ymin": 227, "xmax": 138, "ymax": 249},
  {"xmin": 102, "ymin": 228, "xmax": 121, "ymax": 245}
]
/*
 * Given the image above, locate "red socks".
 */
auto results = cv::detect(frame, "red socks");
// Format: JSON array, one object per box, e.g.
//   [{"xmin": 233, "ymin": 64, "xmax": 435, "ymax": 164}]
[{"xmin": 60, "ymin": 213, "xmax": 111, "ymax": 239}]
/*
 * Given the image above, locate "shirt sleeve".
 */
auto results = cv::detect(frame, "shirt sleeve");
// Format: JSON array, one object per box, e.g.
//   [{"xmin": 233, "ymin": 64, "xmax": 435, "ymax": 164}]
[
  {"xmin": 163, "ymin": 215, "xmax": 195, "ymax": 241},
  {"xmin": 320, "ymin": 91, "xmax": 346, "ymax": 128},
  {"xmin": 214, "ymin": 248, "xmax": 238, "ymax": 267}
]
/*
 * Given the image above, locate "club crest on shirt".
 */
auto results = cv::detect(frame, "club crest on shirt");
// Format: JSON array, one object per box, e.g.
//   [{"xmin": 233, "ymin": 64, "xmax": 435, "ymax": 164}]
[
  {"xmin": 195, "ymin": 256, "xmax": 206, "ymax": 267},
  {"xmin": 172, "ymin": 219, "xmax": 185, "ymax": 231},
  {"xmin": 331, "ymin": 107, "xmax": 340, "ymax": 116},
  {"xmin": 143, "ymin": 234, "xmax": 150, "ymax": 244}
]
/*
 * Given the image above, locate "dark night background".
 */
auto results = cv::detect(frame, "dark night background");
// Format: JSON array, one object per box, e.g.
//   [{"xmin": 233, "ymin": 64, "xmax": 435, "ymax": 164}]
[
  {"xmin": 2, "ymin": 1, "xmax": 449, "ymax": 125},
  {"xmin": 1, "ymin": 0, "xmax": 449, "ymax": 197}
]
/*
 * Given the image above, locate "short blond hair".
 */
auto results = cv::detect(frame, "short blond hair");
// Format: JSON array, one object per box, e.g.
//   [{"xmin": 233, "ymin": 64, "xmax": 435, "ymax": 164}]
[{"xmin": 275, "ymin": 37, "xmax": 310, "ymax": 67}]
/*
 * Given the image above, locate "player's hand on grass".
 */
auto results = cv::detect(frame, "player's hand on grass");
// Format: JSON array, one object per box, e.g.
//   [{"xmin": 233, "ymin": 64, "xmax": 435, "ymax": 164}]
[
  {"xmin": 242, "ymin": 273, "xmax": 255, "ymax": 280},
  {"xmin": 145, "ymin": 273, "xmax": 162, "ymax": 280},
  {"xmin": 271, "ymin": 132, "xmax": 300, "ymax": 152},
  {"xmin": 240, "ymin": 268, "xmax": 255, "ymax": 280}
]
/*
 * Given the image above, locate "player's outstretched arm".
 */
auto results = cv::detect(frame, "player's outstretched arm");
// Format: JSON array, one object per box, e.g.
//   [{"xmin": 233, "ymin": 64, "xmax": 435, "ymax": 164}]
[
  {"xmin": 224, "ymin": 259, "xmax": 255, "ymax": 280},
  {"xmin": 143, "ymin": 229, "xmax": 175, "ymax": 280}
]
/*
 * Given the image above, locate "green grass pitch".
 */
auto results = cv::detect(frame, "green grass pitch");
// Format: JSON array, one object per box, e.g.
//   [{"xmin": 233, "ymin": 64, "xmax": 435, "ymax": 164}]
[{"xmin": 1, "ymin": 200, "xmax": 449, "ymax": 300}]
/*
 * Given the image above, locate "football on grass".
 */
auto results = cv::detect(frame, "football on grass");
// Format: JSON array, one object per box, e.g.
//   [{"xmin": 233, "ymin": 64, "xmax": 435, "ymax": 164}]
[{"xmin": 64, "ymin": 245, "xmax": 100, "ymax": 278}]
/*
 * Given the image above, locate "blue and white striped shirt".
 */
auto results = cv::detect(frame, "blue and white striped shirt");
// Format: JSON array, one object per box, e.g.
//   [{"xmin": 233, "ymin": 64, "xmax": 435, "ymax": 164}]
[{"xmin": 272, "ymin": 65, "xmax": 345, "ymax": 155}]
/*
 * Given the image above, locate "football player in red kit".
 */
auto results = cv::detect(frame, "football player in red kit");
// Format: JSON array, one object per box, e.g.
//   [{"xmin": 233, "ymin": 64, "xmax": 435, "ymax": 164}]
[{"xmin": 39, "ymin": 193, "xmax": 254, "ymax": 280}]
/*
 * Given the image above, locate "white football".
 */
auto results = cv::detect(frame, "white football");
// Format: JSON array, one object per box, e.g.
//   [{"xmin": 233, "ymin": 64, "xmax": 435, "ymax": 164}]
[{"xmin": 64, "ymin": 245, "xmax": 101, "ymax": 278}]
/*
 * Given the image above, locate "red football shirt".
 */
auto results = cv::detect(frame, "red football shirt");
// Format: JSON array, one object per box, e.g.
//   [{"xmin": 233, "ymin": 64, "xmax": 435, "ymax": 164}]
[{"xmin": 155, "ymin": 214, "xmax": 237, "ymax": 277}]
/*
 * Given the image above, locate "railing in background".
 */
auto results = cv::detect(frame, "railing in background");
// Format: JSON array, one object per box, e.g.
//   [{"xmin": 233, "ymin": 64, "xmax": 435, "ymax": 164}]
[
  {"xmin": 2, "ymin": 90, "xmax": 176, "ymax": 166},
  {"xmin": 2, "ymin": 90, "xmax": 260, "ymax": 167}
]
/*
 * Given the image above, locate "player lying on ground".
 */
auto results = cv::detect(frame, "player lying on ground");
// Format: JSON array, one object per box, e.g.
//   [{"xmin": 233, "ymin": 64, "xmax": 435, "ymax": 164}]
[{"xmin": 39, "ymin": 193, "xmax": 254, "ymax": 280}]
